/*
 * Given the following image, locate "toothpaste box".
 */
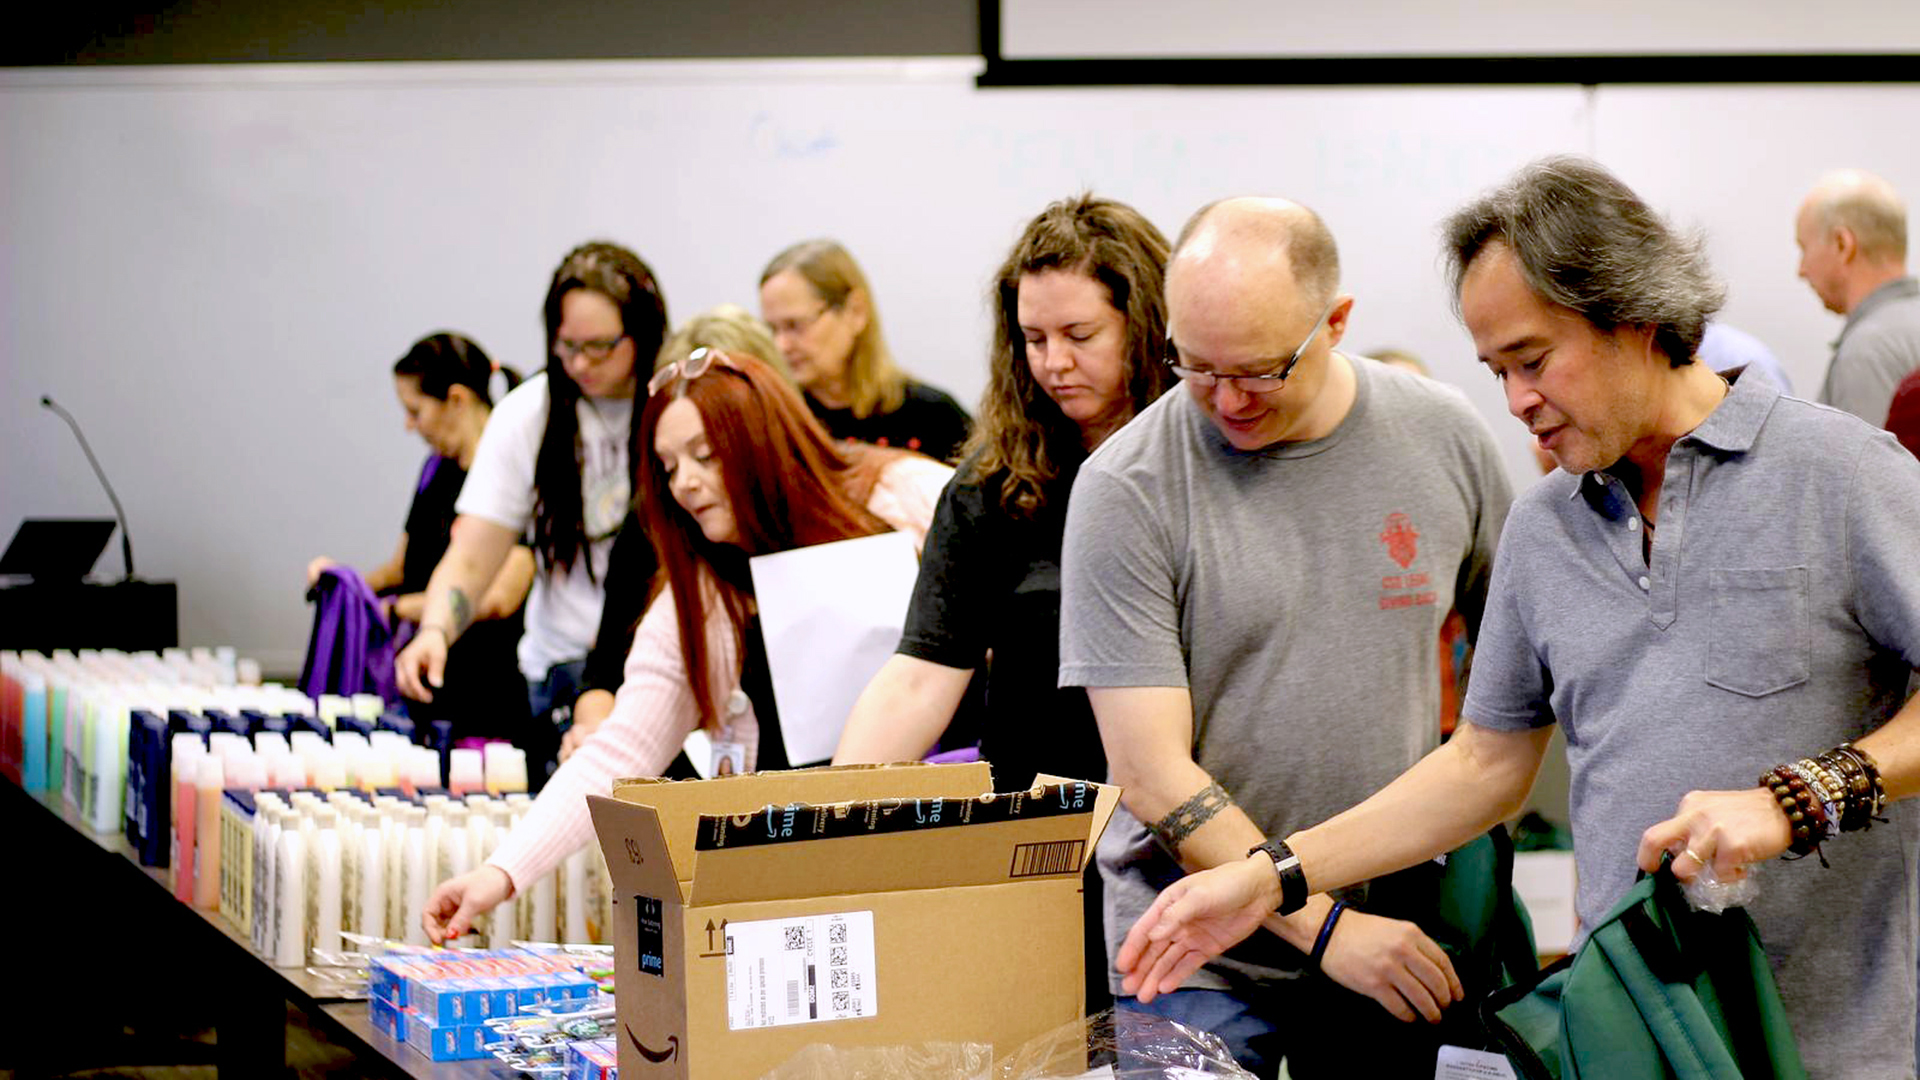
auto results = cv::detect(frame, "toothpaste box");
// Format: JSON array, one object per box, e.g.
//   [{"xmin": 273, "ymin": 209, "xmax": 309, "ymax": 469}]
[
  {"xmin": 404, "ymin": 1013, "xmax": 490, "ymax": 1062},
  {"xmin": 369, "ymin": 996, "xmax": 413, "ymax": 1042},
  {"xmin": 567, "ymin": 1038, "xmax": 618, "ymax": 1080}
]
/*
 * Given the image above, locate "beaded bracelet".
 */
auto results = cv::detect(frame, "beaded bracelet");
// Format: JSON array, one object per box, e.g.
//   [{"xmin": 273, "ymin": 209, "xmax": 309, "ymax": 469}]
[
  {"xmin": 1759, "ymin": 742, "xmax": 1888, "ymax": 867},
  {"xmin": 1760, "ymin": 765, "xmax": 1831, "ymax": 858},
  {"xmin": 1786, "ymin": 762, "xmax": 1842, "ymax": 835}
]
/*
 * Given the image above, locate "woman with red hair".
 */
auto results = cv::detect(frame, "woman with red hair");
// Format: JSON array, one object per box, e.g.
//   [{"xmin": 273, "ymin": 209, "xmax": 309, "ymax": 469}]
[{"xmin": 422, "ymin": 348, "xmax": 951, "ymax": 940}]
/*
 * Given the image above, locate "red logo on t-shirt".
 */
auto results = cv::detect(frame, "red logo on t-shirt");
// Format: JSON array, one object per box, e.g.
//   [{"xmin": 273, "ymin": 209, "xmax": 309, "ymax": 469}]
[{"xmin": 1380, "ymin": 512, "xmax": 1419, "ymax": 569}]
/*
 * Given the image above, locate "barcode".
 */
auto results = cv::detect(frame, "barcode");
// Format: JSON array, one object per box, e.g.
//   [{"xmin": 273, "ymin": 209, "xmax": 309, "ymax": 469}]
[
  {"xmin": 783, "ymin": 926, "xmax": 808, "ymax": 950},
  {"xmin": 785, "ymin": 979, "xmax": 801, "ymax": 1016},
  {"xmin": 1008, "ymin": 839, "xmax": 1085, "ymax": 878}
]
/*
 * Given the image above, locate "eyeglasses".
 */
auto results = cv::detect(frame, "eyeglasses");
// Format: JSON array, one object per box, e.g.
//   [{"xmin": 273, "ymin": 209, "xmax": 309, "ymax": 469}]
[
  {"xmin": 553, "ymin": 334, "xmax": 628, "ymax": 363},
  {"xmin": 1165, "ymin": 299, "xmax": 1338, "ymax": 394},
  {"xmin": 765, "ymin": 303, "xmax": 834, "ymax": 339},
  {"xmin": 647, "ymin": 346, "xmax": 736, "ymax": 396}
]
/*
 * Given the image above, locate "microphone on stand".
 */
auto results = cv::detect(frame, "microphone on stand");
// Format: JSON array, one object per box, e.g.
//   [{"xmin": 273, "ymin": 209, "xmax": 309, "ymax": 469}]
[{"xmin": 41, "ymin": 395, "xmax": 136, "ymax": 582}]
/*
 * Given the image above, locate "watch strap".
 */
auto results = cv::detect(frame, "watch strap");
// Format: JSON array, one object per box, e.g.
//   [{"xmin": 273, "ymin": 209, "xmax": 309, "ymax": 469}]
[{"xmin": 1249, "ymin": 838, "xmax": 1308, "ymax": 916}]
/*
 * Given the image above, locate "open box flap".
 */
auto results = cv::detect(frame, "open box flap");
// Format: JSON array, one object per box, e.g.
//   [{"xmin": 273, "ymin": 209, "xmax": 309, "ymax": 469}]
[
  {"xmin": 1033, "ymin": 775, "xmax": 1121, "ymax": 872},
  {"xmin": 587, "ymin": 794, "xmax": 688, "ymax": 904},
  {"xmin": 610, "ymin": 761, "xmax": 994, "ymax": 890},
  {"xmin": 686, "ymin": 782, "xmax": 1112, "ymax": 906}
]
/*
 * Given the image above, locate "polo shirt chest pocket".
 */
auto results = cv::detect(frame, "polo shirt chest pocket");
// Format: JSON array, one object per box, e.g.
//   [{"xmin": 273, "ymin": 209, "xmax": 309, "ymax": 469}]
[{"xmin": 1704, "ymin": 566, "xmax": 1811, "ymax": 697}]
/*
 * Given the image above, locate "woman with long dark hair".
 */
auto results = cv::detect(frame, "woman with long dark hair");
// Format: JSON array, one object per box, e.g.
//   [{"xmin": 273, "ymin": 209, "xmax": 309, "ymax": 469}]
[
  {"xmin": 395, "ymin": 243, "xmax": 668, "ymax": 766},
  {"xmin": 421, "ymin": 349, "xmax": 951, "ymax": 939},
  {"xmin": 833, "ymin": 193, "xmax": 1175, "ymax": 1010}
]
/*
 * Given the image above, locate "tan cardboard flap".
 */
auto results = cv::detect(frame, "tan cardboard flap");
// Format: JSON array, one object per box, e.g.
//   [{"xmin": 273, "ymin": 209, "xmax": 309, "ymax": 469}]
[
  {"xmin": 611, "ymin": 762, "xmax": 995, "ymax": 888},
  {"xmin": 587, "ymin": 794, "xmax": 688, "ymax": 904},
  {"xmin": 1033, "ymin": 775, "xmax": 1121, "ymax": 871},
  {"xmin": 688, "ymin": 791, "xmax": 1100, "ymax": 906}
]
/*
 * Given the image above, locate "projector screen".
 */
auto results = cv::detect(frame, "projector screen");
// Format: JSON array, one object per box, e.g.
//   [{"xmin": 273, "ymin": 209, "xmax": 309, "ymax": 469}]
[{"xmin": 988, "ymin": 0, "xmax": 1920, "ymax": 83}]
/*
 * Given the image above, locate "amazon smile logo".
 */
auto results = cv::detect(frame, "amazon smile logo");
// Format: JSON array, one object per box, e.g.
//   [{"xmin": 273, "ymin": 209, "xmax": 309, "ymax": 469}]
[{"xmin": 626, "ymin": 1024, "xmax": 680, "ymax": 1063}]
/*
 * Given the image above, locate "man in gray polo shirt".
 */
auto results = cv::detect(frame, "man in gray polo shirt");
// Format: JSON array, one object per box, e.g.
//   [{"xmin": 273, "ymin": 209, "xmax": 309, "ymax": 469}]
[
  {"xmin": 1115, "ymin": 158, "xmax": 1920, "ymax": 1080},
  {"xmin": 1797, "ymin": 169, "xmax": 1920, "ymax": 425}
]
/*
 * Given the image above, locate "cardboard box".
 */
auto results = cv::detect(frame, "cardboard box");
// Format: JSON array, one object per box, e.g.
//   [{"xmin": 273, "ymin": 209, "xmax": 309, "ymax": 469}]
[{"xmin": 587, "ymin": 762, "xmax": 1116, "ymax": 1080}]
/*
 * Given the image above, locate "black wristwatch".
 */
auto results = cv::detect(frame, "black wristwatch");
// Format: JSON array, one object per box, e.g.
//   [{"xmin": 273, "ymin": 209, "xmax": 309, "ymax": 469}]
[{"xmin": 1249, "ymin": 838, "xmax": 1308, "ymax": 916}]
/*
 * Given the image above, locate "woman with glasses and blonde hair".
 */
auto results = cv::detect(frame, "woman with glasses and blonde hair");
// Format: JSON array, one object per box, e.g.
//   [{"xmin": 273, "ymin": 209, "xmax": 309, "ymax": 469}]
[
  {"xmin": 833, "ymin": 193, "xmax": 1176, "ymax": 1010},
  {"xmin": 396, "ymin": 242, "xmax": 668, "ymax": 779},
  {"xmin": 760, "ymin": 239, "xmax": 973, "ymax": 460},
  {"xmin": 422, "ymin": 348, "xmax": 951, "ymax": 942}
]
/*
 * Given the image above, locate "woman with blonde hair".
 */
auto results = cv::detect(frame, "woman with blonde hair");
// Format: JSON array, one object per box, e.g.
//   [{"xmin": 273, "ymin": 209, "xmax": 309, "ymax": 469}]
[
  {"xmin": 423, "ymin": 349, "xmax": 951, "ymax": 941},
  {"xmin": 760, "ymin": 239, "xmax": 972, "ymax": 459}
]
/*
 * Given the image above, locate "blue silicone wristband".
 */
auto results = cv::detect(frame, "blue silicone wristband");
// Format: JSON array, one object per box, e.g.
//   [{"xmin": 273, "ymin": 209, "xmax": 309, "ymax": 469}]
[{"xmin": 1309, "ymin": 900, "xmax": 1347, "ymax": 967}]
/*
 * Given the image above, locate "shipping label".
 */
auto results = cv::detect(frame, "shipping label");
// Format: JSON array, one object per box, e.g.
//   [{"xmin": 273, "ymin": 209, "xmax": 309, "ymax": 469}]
[{"xmin": 724, "ymin": 911, "xmax": 876, "ymax": 1030}]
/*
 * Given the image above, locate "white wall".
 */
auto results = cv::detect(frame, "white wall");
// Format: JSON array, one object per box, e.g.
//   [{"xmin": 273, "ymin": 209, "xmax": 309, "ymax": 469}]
[{"xmin": 3, "ymin": 59, "xmax": 1916, "ymax": 671}]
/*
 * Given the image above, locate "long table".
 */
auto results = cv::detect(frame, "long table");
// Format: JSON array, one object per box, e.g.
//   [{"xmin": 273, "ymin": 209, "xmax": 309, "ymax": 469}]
[{"xmin": 6, "ymin": 779, "xmax": 520, "ymax": 1079}]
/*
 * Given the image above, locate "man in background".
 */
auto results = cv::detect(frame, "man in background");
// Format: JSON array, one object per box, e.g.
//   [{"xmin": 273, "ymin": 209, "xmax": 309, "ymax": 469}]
[{"xmin": 1797, "ymin": 169, "xmax": 1920, "ymax": 424}]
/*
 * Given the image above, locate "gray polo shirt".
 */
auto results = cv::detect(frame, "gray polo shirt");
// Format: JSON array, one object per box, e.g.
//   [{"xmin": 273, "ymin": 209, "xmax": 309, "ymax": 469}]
[
  {"xmin": 1819, "ymin": 275, "xmax": 1920, "ymax": 425},
  {"xmin": 1466, "ymin": 371, "xmax": 1920, "ymax": 1080}
]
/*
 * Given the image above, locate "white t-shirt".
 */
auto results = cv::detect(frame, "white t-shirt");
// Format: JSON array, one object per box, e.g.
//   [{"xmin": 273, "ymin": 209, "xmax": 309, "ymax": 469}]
[{"xmin": 456, "ymin": 371, "xmax": 632, "ymax": 681}]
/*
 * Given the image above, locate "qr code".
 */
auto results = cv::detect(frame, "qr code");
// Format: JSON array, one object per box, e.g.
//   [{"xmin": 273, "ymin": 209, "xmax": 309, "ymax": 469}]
[
  {"xmin": 828, "ymin": 922, "xmax": 848, "ymax": 944},
  {"xmin": 830, "ymin": 968, "xmax": 849, "ymax": 989},
  {"xmin": 783, "ymin": 926, "xmax": 808, "ymax": 951},
  {"xmin": 830, "ymin": 946, "xmax": 848, "ymax": 966},
  {"xmin": 833, "ymin": 991, "xmax": 850, "ymax": 1011}
]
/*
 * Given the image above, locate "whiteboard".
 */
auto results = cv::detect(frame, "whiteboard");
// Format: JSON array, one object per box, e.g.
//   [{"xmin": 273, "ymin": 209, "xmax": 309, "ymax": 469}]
[{"xmin": 3, "ymin": 58, "xmax": 1914, "ymax": 669}]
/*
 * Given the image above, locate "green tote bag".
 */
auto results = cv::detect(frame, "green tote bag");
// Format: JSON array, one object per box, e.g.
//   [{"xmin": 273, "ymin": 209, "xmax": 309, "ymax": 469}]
[{"xmin": 1481, "ymin": 858, "xmax": 1807, "ymax": 1080}]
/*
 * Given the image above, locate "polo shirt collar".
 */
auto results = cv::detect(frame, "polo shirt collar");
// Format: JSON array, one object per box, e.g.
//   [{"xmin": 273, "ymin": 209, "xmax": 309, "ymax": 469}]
[
  {"xmin": 1567, "ymin": 362, "xmax": 1779, "ymax": 504},
  {"xmin": 1840, "ymin": 276, "xmax": 1920, "ymax": 343},
  {"xmin": 1681, "ymin": 363, "xmax": 1777, "ymax": 454}
]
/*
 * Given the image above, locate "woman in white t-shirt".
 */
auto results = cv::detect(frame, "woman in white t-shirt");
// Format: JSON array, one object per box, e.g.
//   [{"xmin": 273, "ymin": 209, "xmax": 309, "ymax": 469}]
[
  {"xmin": 420, "ymin": 348, "xmax": 952, "ymax": 942},
  {"xmin": 395, "ymin": 242, "xmax": 669, "ymax": 766}
]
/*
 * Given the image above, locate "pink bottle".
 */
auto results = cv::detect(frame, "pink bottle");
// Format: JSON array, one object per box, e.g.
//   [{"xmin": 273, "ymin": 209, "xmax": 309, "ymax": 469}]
[{"xmin": 171, "ymin": 744, "xmax": 201, "ymax": 903}]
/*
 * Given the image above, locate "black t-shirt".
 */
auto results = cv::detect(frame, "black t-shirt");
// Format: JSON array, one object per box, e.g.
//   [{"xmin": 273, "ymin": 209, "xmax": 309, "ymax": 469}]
[
  {"xmin": 580, "ymin": 509, "xmax": 660, "ymax": 696},
  {"xmin": 397, "ymin": 455, "xmax": 529, "ymax": 736},
  {"xmin": 896, "ymin": 457, "xmax": 1103, "ymax": 792},
  {"xmin": 806, "ymin": 380, "xmax": 973, "ymax": 463},
  {"xmin": 400, "ymin": 456, "xmax": 465, "ymax": 593}
]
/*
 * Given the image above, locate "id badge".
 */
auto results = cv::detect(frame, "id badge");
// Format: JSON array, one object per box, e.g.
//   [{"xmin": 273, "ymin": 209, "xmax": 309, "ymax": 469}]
[{"xmin": 711, "ymin": 739, "xmax": 747, "ymax": 778}]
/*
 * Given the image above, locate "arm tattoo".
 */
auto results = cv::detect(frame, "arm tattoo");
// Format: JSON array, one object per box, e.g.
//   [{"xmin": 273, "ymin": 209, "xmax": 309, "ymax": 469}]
[
  {"xmin": 448, "ymin": 587, "xmax": 474, "ymax": 634},
  {"xmin": 1150, "ymin": 781, "xmax": 1233, "ymax": 856}
]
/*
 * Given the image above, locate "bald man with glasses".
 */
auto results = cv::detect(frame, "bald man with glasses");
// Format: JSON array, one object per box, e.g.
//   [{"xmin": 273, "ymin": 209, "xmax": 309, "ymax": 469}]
[{"xmin": 1057, "ymin": 197, "xmax": 1513, "ymax": 1079}]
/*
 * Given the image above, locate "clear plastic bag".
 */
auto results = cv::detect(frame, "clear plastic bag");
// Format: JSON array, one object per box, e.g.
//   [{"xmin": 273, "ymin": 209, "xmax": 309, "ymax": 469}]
[
  {"xmin": 757, "ymin": 1009, "xmax": 1254, "ymax": 1080},
  {"xmin": 995, "ymin": 1010, "xmax": 1257, "ymax": 1079},
  {"xmin": 758, "ymin": 1041, "xmax": 995, "ymax": 1080}
]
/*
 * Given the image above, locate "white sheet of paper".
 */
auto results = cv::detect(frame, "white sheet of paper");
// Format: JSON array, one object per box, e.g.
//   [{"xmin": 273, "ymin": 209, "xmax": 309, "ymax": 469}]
[
  {"xmin": 1435, "ymin": 1045, "xmax": 1519, "ymax": 1080},
  {"xmin": 749, "ymin": 531, "xmax": 920, "ymax": 766}
]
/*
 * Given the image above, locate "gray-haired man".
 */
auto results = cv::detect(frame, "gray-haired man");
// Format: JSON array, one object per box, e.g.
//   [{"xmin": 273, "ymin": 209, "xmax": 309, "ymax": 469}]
[{"xmin": 1121, "ymin": 158, "xmax": 1920, "ymax": 1080}]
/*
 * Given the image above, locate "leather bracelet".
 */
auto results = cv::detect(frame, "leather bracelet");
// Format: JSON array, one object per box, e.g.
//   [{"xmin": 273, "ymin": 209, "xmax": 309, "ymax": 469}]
[
  {"xmin": 1310, "ymin": 900, "xmax": 1347, "ymax": 968},
  {"xmin": 417, "ymin": 624, "xmax": 452, "ymax": 644},
  {"xmin": 1249, "ymin": 839, "xmax": 1308, "ymax": 916}
]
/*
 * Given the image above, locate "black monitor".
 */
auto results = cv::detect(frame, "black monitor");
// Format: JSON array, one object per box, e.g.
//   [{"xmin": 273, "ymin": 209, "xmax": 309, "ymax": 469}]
[{"xmin": 0, "ymin": 518, "xmax": 118, "ymax": 581}]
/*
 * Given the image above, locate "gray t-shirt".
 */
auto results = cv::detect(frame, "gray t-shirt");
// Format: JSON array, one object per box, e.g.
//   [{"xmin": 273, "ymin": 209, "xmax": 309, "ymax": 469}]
[
  {"xmin": 1060, "ymin": 357, "xmax": 1513, "ymax": 991},
  {"xmin": 1820, "ymin": 276, "xmax": 1920, "ymax": 425},
  {"xmin": 1466, "ymin": 371, "xmax": 1920, "ymax": 1080}
]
